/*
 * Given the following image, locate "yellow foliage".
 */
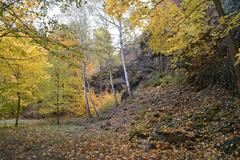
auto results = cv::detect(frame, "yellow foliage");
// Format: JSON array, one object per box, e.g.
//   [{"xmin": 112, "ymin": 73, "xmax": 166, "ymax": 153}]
[
  {"xmin": 70, "ymin": 89, "xmax": 120, "ymax": 116},
  {"xmin": 86, "ymin": 63, "xmax": 98, "ymax": 78},
  {"xmin": 88, "ymin": 89, "xmax": 120, "ymax": 115},
  {"xmin": 0, "ymin": 36, "xmax": 50, "ymax": 104},
  {"xmin": 105, "ymin": 0, "xmax": 213, "ymax": 59},
  {"xmin": 104, "ymin": 0, "xmax": 130, "ymax": 20}
]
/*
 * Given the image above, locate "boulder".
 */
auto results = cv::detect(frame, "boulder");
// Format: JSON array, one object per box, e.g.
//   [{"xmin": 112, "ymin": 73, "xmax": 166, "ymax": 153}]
[
  {"xmin": 223, "ymin": 136, "xmax": 240, "ymax": 154},
  {"xmin": 144, "ymin": 142, "xmax": 157, "ymax": 152},
  {"xmin": 151, "ymin": 128, "xmax": 195, "ymax": 144},
  {"xmin": 100, "ymin": 121, "xmax": 111, "ymax": 130}
]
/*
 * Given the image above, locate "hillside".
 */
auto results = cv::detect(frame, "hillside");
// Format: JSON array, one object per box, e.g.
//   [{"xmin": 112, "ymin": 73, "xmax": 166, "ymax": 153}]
[
  {"xmin": 1, "ymin": 0, "xmax": 240, "ymax": 159},
  {"xmin": 1, "ymin": 84, "xmax": 239, "ymax": 159}
]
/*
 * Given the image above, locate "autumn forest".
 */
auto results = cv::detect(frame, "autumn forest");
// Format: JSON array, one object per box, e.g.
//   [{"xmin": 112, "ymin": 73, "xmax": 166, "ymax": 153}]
[{"xmin": 0, "ymin": 0, "xmax": 240, "ymax": 159}]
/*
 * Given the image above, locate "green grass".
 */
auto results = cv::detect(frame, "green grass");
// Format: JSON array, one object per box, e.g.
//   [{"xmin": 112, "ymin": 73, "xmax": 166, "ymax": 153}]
[{"xmin": 0, "ymin": 119, "xmax": 47, "ymax": 127}]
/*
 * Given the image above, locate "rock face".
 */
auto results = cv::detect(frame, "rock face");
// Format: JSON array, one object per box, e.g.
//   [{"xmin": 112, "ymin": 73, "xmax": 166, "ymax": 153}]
[
  {"xmin": 89, "ymin": 0, "xmax": 240, "ymax": 97},
  {"xmin": 90, "ymin": 45, "xmax": 171, "ymax": 98},
  {"xmin": 224, "ymin": 0, "xmax": 240, "ymax": 14}
]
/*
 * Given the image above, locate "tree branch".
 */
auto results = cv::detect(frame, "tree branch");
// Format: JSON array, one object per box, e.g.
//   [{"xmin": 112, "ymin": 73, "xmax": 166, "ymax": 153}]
[
  {"xmin": 177, "ymin": 0, "xmax": 208, "ymax": 29},
  {"xmin": 0, "ymin": 54, "xmax": 44, "ymax": 61}
]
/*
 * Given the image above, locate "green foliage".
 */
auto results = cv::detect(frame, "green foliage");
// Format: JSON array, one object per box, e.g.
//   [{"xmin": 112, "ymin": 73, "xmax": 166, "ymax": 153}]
[
  {"xmin": 91, "ymin": 27, "xmax": 120, "ymax": 74},
  {"xmin": 0, "ymin": 36, "xmax": 50, "ymax": 121},
  {"xmin": 146, "ymin": 73, "xmax": 185, "ymax": 87},
  {"xmin": 0, "ymin": 103, "xmax": 20, "ymax": 118},
  {"xmin": 160, "ymin": 113, "xmax": 173, "ymax": 123},
  {"xmin": 128, "ymin": 123, "xmax": 148, "ymax": 140},
  {"xmin": 160, "ymin": 74, "xmax": 185, "ymax": 86},
  {"xmin": 145, "ymin": 72, "xmax": 164, "ymax": 87},
  {"xmin": 38, "ymin": 107, "xmax": 55, "ymax": 116},
  {"xmin": 46, "ymin": 50, "xmax": 85, "ymax": 116}
]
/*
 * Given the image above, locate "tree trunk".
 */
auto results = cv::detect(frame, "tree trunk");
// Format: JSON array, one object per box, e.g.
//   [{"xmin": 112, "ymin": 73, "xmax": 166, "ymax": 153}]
[
  {"xmin": 213, "ymin": 0, "xmax": 240, "ymax": 96},
  {"xmin": 119, "ymin": 21, "xmax": 132, "ymax": 96},
  {"xmin": 15, "ymin": 92, "xmax": 20, "ymax": 127},
  {"xmin": 56, "ymin": 73, "xmax": 60, "ymax": 125},
  {"xmin": 81, "ymin": 54, "xmax": 92, "ymax": 118},
  {"xmin": 99, "ymin": 63, "xmax": 103, "ymax": 93},
  {"xmin": 160, "ymin": 54, "xmax": 164, "ymax": 73},
  {"xmin": 108, "ymin": 59, "xmax": 119, "ymax": 107},
  {"xmin": 87, "ymin": 81, "xmax": 100, "ymax": 117}
]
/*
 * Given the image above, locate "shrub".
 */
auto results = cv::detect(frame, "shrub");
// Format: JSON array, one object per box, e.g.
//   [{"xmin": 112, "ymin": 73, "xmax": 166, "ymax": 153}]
[
  {"xmin": 146, "ymin": 73, "xmax": 185, "ymax": 87},
  {"xmin": 0, "ymin": 102, "xmax": 20, "ymax": 118},
  {"xmin": 128, "ymin": 124, "xmax": 148, "ymax": 140},
  {"xmin": 160, "ymin": 113, "xmax": 173, "ymax": 123},
  {"xmin": 160, "ymin": 74, "xmax": 185, "ymax": 86},
  {"xmin": 145, "ymin": 72, "xmax": 163, "ymax": 87}
]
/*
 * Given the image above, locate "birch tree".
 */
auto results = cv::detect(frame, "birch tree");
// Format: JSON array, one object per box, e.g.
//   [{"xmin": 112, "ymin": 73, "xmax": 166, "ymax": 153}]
[
  {"xmin": 94, "ymin": 3, "xmax": 132, "ymax": 96},
  {"xmin": 67, "ymin": 5, "xmax": 92, "ymax": 118}
]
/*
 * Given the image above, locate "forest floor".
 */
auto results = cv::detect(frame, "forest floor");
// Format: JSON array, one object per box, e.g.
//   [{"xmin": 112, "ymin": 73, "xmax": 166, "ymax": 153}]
[{"xmin": 0, "ymin": 84, "xmax": 240, "ymax": 160}]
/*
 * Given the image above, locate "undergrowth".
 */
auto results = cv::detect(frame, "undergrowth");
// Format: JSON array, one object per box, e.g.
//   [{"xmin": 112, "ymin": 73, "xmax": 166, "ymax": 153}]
[{"xmin": 146, "ymin": 72, "xmax": 185, "ymax": 87}]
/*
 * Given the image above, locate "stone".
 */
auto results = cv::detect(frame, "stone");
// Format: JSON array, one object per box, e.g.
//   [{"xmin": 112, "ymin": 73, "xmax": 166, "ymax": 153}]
[
  {"xmin": 144, "ymin": 142, "xmax": 157, "ymax": 152},
  {"xmin": 100, "ymin": 121, "xmax": 111, "ymax": 130},
  {"xmin": 223, "ymin": 136, "xmax": 240, "ymax": 154},
  {"xmin": 152, "ymin": 128, "xmax": 187, "ymax": 144}
]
